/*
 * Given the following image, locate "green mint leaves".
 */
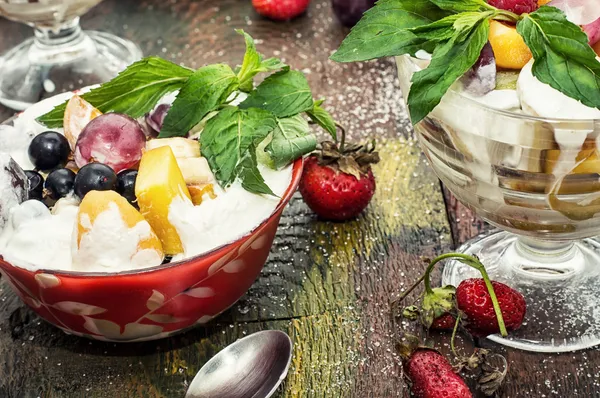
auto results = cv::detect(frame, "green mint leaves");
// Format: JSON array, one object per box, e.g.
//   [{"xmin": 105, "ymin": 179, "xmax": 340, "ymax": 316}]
[
  {"xmin": 200, "ymin": 107, "xmax": 277, "ymax": 195},
  {"xmin": 37, "ymin": 30, "xmax": 337, "ymax": 196},
  {"xmin": 240, "ymin": 70, "xmax": 314, "ymax": 117},
  {"xmin": 160, "ymin": 64, "xmax": 238, "ymax": 138},
  {"xmin": 330, "ymin": 0, "xmax": 450, "ymax": 63},
  {"xmin": 517, "ymin": 6, "xmax": 600, "ymax": 110},
  {"xmin": 37, "ymin": 57, "xmax": 193, "ymax": 128},
  {"xmin": 408, "ymin": 12, "xmax": 493, "ymax": 123},
  {"xmin": 332, "ymin": 1, "xmax": 600, "ymax": 125}
]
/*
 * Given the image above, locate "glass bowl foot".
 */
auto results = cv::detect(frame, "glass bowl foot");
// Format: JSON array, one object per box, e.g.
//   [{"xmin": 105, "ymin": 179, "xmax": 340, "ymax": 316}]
[{"xmin": 443, "ymin": 230, "xmax": 600, "ymax": 352}]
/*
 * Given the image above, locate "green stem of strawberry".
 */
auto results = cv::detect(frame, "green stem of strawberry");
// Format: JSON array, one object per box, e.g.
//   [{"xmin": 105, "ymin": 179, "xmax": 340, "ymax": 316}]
[
  {"xmin": 335, "ymin": 122, "xmax": 347, "ymax": 153},
  {"xmin": 422, "ymin": 253, "xmax": 508, "ymax": 337}
]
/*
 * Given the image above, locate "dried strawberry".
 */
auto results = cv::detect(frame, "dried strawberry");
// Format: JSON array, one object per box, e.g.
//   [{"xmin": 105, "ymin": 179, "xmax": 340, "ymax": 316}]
[{"xmin": 404, "ymin": 348, "xmax": 472, "ymax": 398}]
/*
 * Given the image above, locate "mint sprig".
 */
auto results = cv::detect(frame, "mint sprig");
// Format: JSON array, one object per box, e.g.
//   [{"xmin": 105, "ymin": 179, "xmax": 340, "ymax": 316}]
[
  {"xmin": 330, "ymin": 0, "xmax": 450, "ymax": 63},
  {"xmin": 332, "ymin": 0, "xmax": 600, "ymax": 125},
  {"xmin": 37, "ymin": 57, "xmax": 193, "ymax": 128},
  {"xmin": 408, "ymin": 14, "xmax": 491, "ymax": 124},
  {"xmin": 36, "ymin": 30, "xmax": 338, "ymax": 196},
  {"xmin": 160, "ymin": 64, "xmax": 239, "ymax": 138},
  {"xmin": 517, "ymin": 6, "xmax": 600, "ymax": 110}
]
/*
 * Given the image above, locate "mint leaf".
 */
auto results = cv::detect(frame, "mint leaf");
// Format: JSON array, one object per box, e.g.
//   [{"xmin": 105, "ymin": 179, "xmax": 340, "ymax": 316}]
[
  {"xmin": 37, "ymin": 57, "xmax": 193, "ymax": 128},
  {"xmin": 306, "ymin": 100, "xmax": 337, "ymax": 140},
  {"xmin": 200, "ymin": 106, "xmax": 277, "ymax": 188},
  {"xmin": 236, "ymin": 30, "xmax": 286, "ymax": 92},
  {"xmin": 237, "ymin": 143, "xmax": 276, "ymax": 196},
  {"xmin": 330, "ymin": 0, "xmax": 450, "ymax": 63},
  {"xmin": 160, "ymin": 64, "xmax": 239, "ymax": 138},
  {"xmin": 266, "ymin": 115, "xmax": 316, "ymax": 169},
  {"xmin": 240, "ymin": 70, "xmax": 314, "ymax": 118},
  {"xmin": 517, "ymin": 6, "xmax": 600, "ymax": 110},
  {"xmin": 428, "ymin": 0, "xmax": 494, "ymax": 13},
  {"xmin": 407, "ymin": 14, "xmax": 490, "ymax": 124}
]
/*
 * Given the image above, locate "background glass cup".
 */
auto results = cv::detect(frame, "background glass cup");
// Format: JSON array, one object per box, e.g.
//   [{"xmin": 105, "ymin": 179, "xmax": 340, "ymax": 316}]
[
  {"xmin": 397, "ymin": 55, "xmax": 600, "ymax": 353},
  {"xmin": 0, "ymin": 0, "xmax": 142, "ymax": 110}
]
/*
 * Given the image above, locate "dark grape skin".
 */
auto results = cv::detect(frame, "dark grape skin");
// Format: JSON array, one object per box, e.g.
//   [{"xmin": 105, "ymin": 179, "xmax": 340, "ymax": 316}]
[
  {"xmin": 145, "ymin": 104, "xmax": 171, "ymax": 134},
  {"xmin": 24, "ymin": 170, "xmax": 44, "ymax": 201},
  {"xmin": 116, "ymin": 169, "xmax": 138, "ymax": 206},
  {"xmin": 44, "ymin": 169, "xmax": 76, "ymax": 200},
  {"xmin": 74, "ymin": 163, "xmax": 117, "ymax": 200},
  {"xmin": 332, "ymin": 0, "xmax": 376, "ymax": 27},
  {"xmin": 462, "ymin": 42, "xmax": 497, "ymax": 96},
  {"xmin": 28, "ymin": 131, "xmax": 71, "ymax": 171}
]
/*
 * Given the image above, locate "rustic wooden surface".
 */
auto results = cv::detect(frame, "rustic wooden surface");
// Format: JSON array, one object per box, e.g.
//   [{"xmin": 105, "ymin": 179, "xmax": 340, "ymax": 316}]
[{"xmin": 0, "ymin": 0, "xmax": 599, "ymax": 397}]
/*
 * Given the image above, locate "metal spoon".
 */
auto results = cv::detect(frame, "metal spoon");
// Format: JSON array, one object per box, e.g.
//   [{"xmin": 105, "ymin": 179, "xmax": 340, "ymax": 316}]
[{"xmin": 185, "ymin": 330, "xmax": 293, "ymax": 398}]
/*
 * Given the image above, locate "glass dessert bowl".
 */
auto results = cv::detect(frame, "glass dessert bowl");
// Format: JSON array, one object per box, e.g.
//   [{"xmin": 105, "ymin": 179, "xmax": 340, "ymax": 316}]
[
  {"xmin": 397, "ymin": 55, "xmax": 600, "ymax": 353},
  {"xmin": 0, "ymin": 0, "xmax": 142, "ymax": 110}
]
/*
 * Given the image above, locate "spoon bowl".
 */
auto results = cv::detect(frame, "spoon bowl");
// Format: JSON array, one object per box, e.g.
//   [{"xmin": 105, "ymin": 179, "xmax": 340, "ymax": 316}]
[{"xmin": 186, "ymin": 330, "xmax": 293, "ymax": 398}]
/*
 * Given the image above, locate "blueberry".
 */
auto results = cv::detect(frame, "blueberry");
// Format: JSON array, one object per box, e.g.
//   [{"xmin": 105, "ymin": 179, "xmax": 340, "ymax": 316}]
[
  {"xmin": 45, "ymin": 169, "xmax": 76, "ymax": 200},
  {"xmin": 28, "ymin": 131, "xmax": 70, "ymax": 171},
  {"xmin": 116, "ymin": 169, "xmax": 138, "ymax": 206},
  {"xmin": 74, "ymin": 163, "xmax": 117, "ymax": 199}
]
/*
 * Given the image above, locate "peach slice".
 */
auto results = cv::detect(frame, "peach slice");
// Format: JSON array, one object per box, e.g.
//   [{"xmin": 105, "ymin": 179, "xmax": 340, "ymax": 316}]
[
  {"xmin": 64, "ymin": 95, "xmax": 102, "ymax": 150},
  {"xmin": 135, "ymin": 146, "xmax": 192, "ymax": 255},
  {"xmin": 74, "ymin": 190, "xmax": 164, "ymax": 269},
  {"xmin": 489, "ymin": 20, "xmax": 532, "ymax": 70},
  {"xmin": 537, "ymin": 0, "xmax": 551, "ymax": 5}
]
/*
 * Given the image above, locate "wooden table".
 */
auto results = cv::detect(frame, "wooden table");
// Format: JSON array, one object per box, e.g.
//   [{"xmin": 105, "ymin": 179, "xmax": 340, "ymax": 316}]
[{"xmin": 0, "ymin": 1, "xmax": 599, "ymax": 397}]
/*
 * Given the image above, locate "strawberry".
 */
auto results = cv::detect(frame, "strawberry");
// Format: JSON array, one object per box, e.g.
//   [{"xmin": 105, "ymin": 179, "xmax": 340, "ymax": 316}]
[
  {"xmin": 456, "ymin": 279, "xmax": 526, "ymax": 337},
  {"xmin": 252, "ymin": 0, "xmax": 311, "ymax": 21},
  {"xmin": 487, "ymin": 0, "xmax": 538, "ymax": 14},
  {"xmin": 299, "ymin": 128, "xmax": 379, "ymax": 221},
  {"xmin": 404, "ymin": 349, "xmax": 472, "ymax": 398}
]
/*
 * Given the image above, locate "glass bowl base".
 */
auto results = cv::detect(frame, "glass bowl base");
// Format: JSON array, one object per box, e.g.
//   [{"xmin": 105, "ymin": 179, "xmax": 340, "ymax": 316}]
[
  {"xmin": 0, "ymin": 31, "xmax": 141, "ymax": 111},
  {"xmin": 442, "ymin": 230, "xmax": 600, "ymax": 353}
]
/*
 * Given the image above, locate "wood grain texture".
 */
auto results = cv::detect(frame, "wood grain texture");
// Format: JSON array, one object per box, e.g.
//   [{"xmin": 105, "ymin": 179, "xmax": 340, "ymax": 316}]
[{"xmin": 0, "ymin": 0, "xmax": 599, "ymax": 397}]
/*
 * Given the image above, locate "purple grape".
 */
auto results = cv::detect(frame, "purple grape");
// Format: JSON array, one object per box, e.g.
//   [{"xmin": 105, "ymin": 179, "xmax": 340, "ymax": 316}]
[
  {"xmin": 332, "ymin": 0, "xmax": 376, "ymax": 28},
  {"xmin": 461, "ymin": 42, "xmax": 497, "ymax": 96},
  {"xmin": 145, "ymin": 104, "xmax": 171, "ymax": 134}
]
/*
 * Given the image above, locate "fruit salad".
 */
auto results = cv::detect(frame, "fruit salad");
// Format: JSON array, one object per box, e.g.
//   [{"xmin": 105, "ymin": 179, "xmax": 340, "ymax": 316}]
[
  {"xmin": 334, "ymin": 0, "xmax": 600, "ymax": 231},
  {"xmin": 0, "ymin": 31, "xmax": 337, "ymax": 272}
]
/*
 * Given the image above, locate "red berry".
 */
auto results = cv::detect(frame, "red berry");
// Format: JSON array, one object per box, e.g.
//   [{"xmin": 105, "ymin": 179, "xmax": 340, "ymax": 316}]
[
  {"xmin": 405, "ymin": 349, "xmax": 472, "ymax": 398},
  {"xmin": 299, "ymin": 155, "xmax": 376, "ymax": 221},
  {"xmin": 431, "ymin": 313, "xmax": 456, "ymax": 331},
  {"xmin": 456, "ymin": 279, "xmax": 526, "ymax": 337},
  {"xmin": 252, "ymin": 0, "xmax": 311, "ymax": 21},
  {"xmin": 487, "ymin": 0, "xmax": 538, "ymax": 14}
]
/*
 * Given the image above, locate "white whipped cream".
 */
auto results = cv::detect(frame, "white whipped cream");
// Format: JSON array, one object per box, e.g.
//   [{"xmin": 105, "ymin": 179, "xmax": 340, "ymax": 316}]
[
  {"xmin": 0, "ymin": 199, "xmax": 78, "ymax": 270},
  {"xmin": 72, "ymin": 201, "xmax": 163, "ymax": 272},
  {"xmin": 169, "ymin": 164, "xmax": 292, "ymax": 261}
]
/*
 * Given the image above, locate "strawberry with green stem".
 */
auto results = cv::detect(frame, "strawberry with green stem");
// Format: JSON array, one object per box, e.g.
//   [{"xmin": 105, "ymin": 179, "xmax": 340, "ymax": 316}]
[
  {"xmin": 299, "ymin": 123, "xmax": 380, "ymax": 221},
  {"xmin": 395, "ymin": 253, "xmax": 510, "ymax": 337}
]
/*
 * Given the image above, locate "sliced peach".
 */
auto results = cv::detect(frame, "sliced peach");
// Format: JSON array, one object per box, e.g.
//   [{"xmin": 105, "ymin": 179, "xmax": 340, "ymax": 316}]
[
  {"xmin": 64, "ymin": 95, "xmax": 102, "ymax": 150},
  {"xmin": 75, "ymin": 190, "xmax": 163, "ymax": 265},
  {"xmin": 544, "ymin": 148, "xmax": 600, "ymax": 175},
  {"xmin": 489, "ymin": 20, "xmax": 532, "ymax": 70},
  {"xmin": 135, "ymin": 146, "xmax": 191, "ymax": 255},
  {"xmin": 145, "ymin": 137, "xmax": 200, "ymax": 158},
  {"xmin": 188, "ymin": 183, "xmax": 217, "ymax": 206},
  {"xmin": 537, "ymin": 0, "xmax": 551, "ymax": 5}
]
